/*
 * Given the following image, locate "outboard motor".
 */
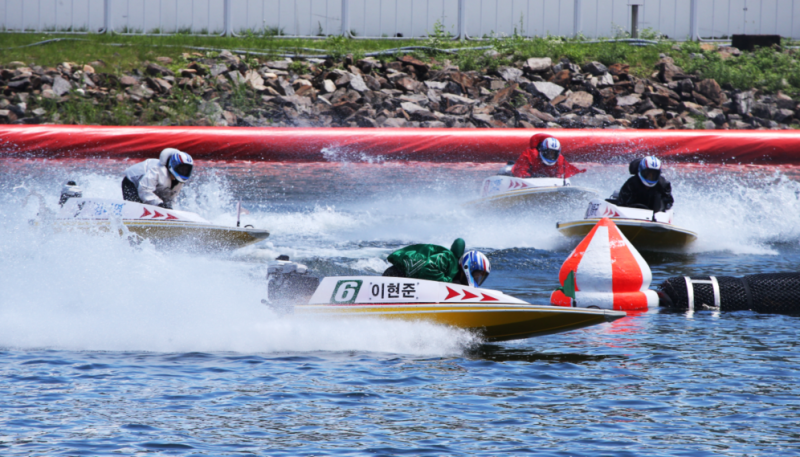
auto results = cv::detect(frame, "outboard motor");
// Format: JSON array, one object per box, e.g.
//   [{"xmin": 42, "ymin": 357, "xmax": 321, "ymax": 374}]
[
  {"xmin": 658, "ymin": 273, "xmax": 800, "ymax": 314},
  {"xmin": 264, "ymin": 255, "xmax": 320, "ymax": 311},
  {"xmin": 59, "ymin": 180, "xmax": 82, "ymax": 207},
  {"xmin": 498, "ymin": 161, "xmax": 515, "ymax": 176}
]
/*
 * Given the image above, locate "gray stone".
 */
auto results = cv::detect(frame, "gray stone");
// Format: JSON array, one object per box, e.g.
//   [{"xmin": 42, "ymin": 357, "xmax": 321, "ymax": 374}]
[
  {"xmin": 322, "ymin": 79, "xmax": 336, "ymax": 93},
  {"xmin": 616, "ymin": 94, "xmax": 641, "ymax": 107},
  {"xmin": 526, "ymin": 81, "xmax": 564, "ymax": 101},
  {"xmin": 348, "ymin": 73, "xmax": 369, "ymax": 92},
  {"xmin": 471, "ymin": 113, "xmax": 494, "ymax": 125},
  {"xmin": 526, "ymin": 57, "xmax": 552, "ymax": 72},
  {"xmin": 566, "ymin": 91, "xmax": 594, "ymax": 109},
  {"xmin": 424, "ymin": 81, "xmax": 448, "ymax": 90},
  {"xmin": 210, "ymin": 64, "xmax": 228, "ymax": 78},
  {"xmin": 441, "ymin": 93, "xmax": 478, "ymax": 105},
  {"xmin": 498, "ymin": 66, "xmax": 523, "ymax": 82},
  {"xmin": 775, "ymin": 109, "xmax": 795, "ymax": 123},
  {"xmin": 751, "ymin": 102, "xmax": 776, "ymax": 120},
  {"xmin": 596, "ymin": 73, "xmax": 614, "ymax": 87},
  {"xmin": 582, "ymin": 61, "xmax": 608, "ymax": 76},
  {"xmin": 52, "ymin": 76, "xmax": 72, "ymax": 96},
  {"xmin": 400, "ymin": 102, "xmax": 437, "ymax": 121},
  {"xmin": 265, "ymin": 60, "xmax": 291, "ymax": 71},
  {"xmin": 381, "ymin": 118, "xmax": 408, "ymax": 128},
  {"xmin": 420, "ymin": 121, "xmax": 447, "ymax": 128}
]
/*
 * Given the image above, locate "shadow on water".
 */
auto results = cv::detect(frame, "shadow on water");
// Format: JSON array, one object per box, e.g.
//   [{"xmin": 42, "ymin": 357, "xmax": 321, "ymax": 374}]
[{"xmin": 466, "ymin": 345, "xmax": 619, "ymax": 364}]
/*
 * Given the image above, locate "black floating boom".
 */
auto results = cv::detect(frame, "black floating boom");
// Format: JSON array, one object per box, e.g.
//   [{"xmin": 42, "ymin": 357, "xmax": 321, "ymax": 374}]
[{"xmin": 657, "ymin": 273, "xmax": 800, "ymax": 314}]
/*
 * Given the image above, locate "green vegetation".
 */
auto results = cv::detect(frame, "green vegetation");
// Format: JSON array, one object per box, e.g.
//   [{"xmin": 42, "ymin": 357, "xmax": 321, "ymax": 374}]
[{"xmin": 2, "ymin": 32, "xmax": 799, "ymax": 95}]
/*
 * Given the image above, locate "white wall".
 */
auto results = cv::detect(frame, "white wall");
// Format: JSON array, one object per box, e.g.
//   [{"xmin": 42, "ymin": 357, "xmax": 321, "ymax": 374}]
[{"xmin": 1, "ymin": 0, "xmax": 799, "ymax": 39}]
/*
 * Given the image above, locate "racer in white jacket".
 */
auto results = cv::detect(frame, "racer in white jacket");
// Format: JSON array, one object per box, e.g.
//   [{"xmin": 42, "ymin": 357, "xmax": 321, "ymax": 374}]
[{"xmin": 122, "ymin": 148, "xmax": 194, "ymax": 209}]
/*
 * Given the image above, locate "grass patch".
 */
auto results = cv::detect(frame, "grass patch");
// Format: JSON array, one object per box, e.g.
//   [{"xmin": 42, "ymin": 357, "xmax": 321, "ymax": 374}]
[{"xmin": 3, "ymin": 32, "xmax": 800, "ymax": 96}]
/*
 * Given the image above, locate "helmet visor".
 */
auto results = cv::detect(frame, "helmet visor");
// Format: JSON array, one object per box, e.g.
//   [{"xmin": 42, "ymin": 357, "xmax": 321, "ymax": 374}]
[
  {"xmin": 471, "ymin": 270, "xmax": 489, "ymax": 287},
  {"xmin": 541, "ymin": 148, "xmax": 560, "ymax": 164},
  {"xmin": 641, "ymin": 169, "xmax": 660, "ymax": 183},
  {"xmin": 173, "ymin": 163, "xmax": 193, "ymax": 180}
]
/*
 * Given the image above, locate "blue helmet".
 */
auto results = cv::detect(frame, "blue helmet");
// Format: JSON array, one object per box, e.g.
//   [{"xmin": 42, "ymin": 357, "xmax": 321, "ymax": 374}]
[
  {"xmin": 538, "ymin": 137, "xmax": 562, "ymax": 166},
  {"xmin": 638, "ymin": 156, "xmax": 662, "ymax": 187},
  {"xmin": 460, "ymin": 250, "xmax": 491, "ymax": 288},
  {"xmin": 168, "ymin": 151, "xmax": 194, "ymax": 182}
]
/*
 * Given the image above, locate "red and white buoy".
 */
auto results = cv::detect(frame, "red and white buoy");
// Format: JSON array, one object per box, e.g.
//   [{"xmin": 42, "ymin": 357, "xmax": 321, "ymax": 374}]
[{"xmin": 550, "ymin": 217, "xmax": 658, "ymax": 311}]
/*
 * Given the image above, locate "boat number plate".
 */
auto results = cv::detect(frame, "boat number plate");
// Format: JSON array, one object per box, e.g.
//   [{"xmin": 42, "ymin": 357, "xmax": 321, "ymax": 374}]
[{"xmin": 331, "ymin": 280, "xmax": 363, "ymax": 304}]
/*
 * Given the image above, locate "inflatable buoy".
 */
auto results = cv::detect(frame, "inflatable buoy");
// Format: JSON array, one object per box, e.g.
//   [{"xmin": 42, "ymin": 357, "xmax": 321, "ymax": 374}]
[
  {"xmin": 550, "ymin": 217, "xmax": 658, "ymax": 311},
  {"xmin": 658, "ymin": 273, "xmax": 800, "ymax": 314}
]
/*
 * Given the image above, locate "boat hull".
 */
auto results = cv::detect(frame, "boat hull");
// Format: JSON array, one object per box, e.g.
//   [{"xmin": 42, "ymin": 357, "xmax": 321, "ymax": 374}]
[
  {"xmin": 557, "ymin": 218, "xmax": 697, "ymax": 250},
  {"xmin": 57, "ymin": 219, "xmax": 270, "ymax": 250},
  {"xmin": 297, "ymin": 303, "xmax": 625, "ymax": 342},
  {"xmin": 54, "ymin": 198, "xmax": 269, "ymax": 250},
  {"xmin": 466, "ymin": 186, "xmax": 598, "ymax": 210}
]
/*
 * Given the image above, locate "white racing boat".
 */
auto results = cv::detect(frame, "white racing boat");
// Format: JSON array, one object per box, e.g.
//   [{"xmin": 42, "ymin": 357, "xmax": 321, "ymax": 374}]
[
  {"xmin": 464, "ymin": 164, "xmax": 598, "ymax": 210},
  {"xmin": 265, "ymin": 259, "xmax": 626, "ymax": 342},
  {"xmin": 557, "ymin": 199, "xmax": 697, "ymax": 250},
  {"xmin": 54, "ymin": 198, "xmax": 269, "ymax": 250}
]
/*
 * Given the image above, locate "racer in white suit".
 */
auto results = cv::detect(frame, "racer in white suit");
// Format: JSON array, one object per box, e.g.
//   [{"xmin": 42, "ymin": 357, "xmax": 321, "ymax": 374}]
[{"xmin": 122, "ymin": 148, "xmax": 194, "ymax": 209}]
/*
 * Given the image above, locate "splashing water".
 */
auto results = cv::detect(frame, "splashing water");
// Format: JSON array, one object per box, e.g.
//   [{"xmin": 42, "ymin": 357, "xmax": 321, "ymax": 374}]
[{"xmin": 1, "ymin": 158, "xmax": 798, "ymax": 354}]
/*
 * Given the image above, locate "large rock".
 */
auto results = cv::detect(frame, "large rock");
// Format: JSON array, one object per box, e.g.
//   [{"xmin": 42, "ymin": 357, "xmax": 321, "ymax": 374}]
[
  {"xmin": 566, "ymin": 91, "xmax": 594, "ymax": 109},
  {"xmin": 582, "ymin": 61, "xmax": 608, "ymax": 76},
  {"xmin": 733, "ymin": 90, "xmax": 754, "ymax": 115},
  {"xmin": 616, "ymin": 94, "xmax": 641, "ymax": 107},
  {"xmin": 526, "ymin": 81, "xmax": 564, "ymax": 101},
  {"xmin": 751, "ymin": 102, "xmax": 777, "ymax": 120},
  {"xmin": 656, "ymin": 60, "xmax": 687, "ymax": 83},
  {"xmin": 146, "ymin": 62, "xmax": 173, "ymax": 77},
  {"xmin": 400, "ymin": 102, "xmax": 437, "ymax": 121},
  {"xmin": 696, "ymin": 79, "xmax": 725, "ymax": 105},
  {"xmin": 349, "ymin": 73, "xmax": 369, "ymax": 92},
  {"xmin": 52, "ymin": 76, "xmax": 72, "ymax": 96},
  {"xmin": 497, "ymin": 66, "xmax": 523, "ymax": 82},
  {"xmin": 441, "ymin": 93, "xmax": 478, "ymax": 105},
  {"xmin": 525, "ymin": 57, "xmax": 552, "ymax": 73}
]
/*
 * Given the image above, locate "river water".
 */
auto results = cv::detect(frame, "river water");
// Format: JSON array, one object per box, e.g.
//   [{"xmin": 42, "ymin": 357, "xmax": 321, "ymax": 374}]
[{"xmin": 1, "ymin": 157, "xmax": 799, "ymax": 456}]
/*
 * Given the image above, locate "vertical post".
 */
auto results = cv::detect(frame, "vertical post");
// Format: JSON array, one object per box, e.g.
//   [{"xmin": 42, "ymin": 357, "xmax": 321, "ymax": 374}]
[
  {"xmin": 689, "ymin": 0, "xmax": 699, "ymax": 40},
  {"xmin": 103, "ymin": 0, "xmax": 111, "ymax": 33},
  {"xmin": 631, "ymin": 4, "xmax": 639, "ymax": 38},
  {"xmin": 224, "ymin": 0, "xmax": 232, "ymax": 36},
  {"xmin": 458, "ymin": 0, "xmax": 466, "ymax": 40},
  {"xmin": 573, "ymin": 0, "xmax": 582, "ymax": 38},
  {"xmin": 341, "ymin": 0, "xmax": 350, "ymax": 37}
]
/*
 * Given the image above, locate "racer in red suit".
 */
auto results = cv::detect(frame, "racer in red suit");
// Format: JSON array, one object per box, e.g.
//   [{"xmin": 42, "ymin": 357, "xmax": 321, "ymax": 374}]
[{"xmin": 510, "ymin": 134, "xmax": 585, "ymax": 179}]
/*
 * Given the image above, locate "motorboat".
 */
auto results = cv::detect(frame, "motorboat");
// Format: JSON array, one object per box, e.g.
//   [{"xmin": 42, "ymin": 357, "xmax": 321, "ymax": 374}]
[
  {"xmin": 264, "ymin": 259, "xmax": 626, "ymax": 342},
  {"xmin": 54, "ymin": 198, "xmax": 269, "ymax": 250},
  {"xmin": 557, "ymin": 199, "xmax": 697, "ymax": 250},
  {"xmin": 464, "ymin": 164, "xmax": 598, "ymax": 210}
]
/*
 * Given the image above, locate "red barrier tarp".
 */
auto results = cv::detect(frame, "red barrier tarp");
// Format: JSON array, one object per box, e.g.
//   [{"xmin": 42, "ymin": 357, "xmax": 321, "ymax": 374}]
[{"xmin": 1, "ymin": 125, "xmax": 799, "ymax": 164}]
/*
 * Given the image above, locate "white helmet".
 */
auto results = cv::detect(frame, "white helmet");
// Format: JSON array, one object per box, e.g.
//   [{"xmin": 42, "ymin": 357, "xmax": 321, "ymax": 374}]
[
  {"xmin": 460, "ymin": 250, "xmax": 491, "ymax": 288},
  {"xmin": 538, "ymin": 137, "xmax": 562, "ymax": 166},
  {"xmin": 638, "ymin": 156, "xmax": 662, "ymax": 187}
]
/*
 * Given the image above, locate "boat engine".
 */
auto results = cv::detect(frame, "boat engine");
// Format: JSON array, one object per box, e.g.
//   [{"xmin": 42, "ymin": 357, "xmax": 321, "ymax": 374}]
[
  {"xmin": 264, "ymin": 256, "xmax": 320, "ymax": 311},
  {"xmin": 658, "ymin": 273, "xmax": 800, "ymax": 314}
]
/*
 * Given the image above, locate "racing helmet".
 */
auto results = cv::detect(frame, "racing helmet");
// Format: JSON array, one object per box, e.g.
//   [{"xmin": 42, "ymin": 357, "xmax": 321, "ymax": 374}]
[
  {"xmin": 537, "ymin": 137, "xmax": 562, "ymax": 166},
  {"xmin": 638, "ymin": 156, "xmax": 662, "ymax": 187},
  {"xmin": 168, "ymin": 151, "xmax": 194, "ymax": 182},
  {"xmin": 460, "ymin": 250, "xmax": 491, "ymax": 288}
]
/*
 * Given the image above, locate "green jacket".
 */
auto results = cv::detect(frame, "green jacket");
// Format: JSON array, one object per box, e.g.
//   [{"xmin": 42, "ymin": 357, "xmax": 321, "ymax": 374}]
[{"xmin": 386, "ymin": 238, "xmax": 465, "ymax": 283}]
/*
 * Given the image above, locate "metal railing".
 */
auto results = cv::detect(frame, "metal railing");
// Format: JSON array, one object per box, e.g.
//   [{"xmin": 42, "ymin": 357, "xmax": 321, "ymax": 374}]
[{"xmin": 1, "ymin": 0, "xmax": 799, "ymax": 40}]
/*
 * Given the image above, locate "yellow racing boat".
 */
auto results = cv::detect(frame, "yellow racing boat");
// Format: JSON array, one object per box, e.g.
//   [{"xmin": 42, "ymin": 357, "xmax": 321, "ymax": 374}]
[
  {"xmin": 265, "ymin": 262, "xmax": 625, "ymax": 342},
  {"xmin": 557, "ymin": 199, "xmax": 697, "ymax": 250},
  {"xmin": 55, "ymin": 198, "xmax": 269, "ymax": 251}
]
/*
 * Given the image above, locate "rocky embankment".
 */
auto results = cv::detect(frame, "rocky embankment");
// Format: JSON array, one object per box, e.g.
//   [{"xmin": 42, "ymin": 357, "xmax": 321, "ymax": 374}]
[{"xmin": 1, "ymin": 47, "xmax": 797, "ymax": 129}]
